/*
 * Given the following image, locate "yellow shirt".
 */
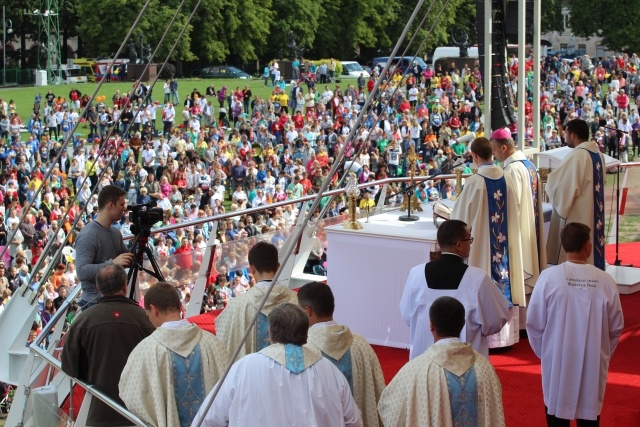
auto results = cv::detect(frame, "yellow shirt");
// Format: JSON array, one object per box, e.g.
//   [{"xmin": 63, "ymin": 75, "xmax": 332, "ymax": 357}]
[{"xmin": 359, "ymin": 198, "xmax": 376, "ymax": 210}]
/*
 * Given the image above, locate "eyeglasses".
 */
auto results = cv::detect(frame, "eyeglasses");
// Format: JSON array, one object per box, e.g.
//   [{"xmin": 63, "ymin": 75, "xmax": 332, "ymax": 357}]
[{"xmin": 458, "ymin": 237, "xmax": 474, "ymax": 244}]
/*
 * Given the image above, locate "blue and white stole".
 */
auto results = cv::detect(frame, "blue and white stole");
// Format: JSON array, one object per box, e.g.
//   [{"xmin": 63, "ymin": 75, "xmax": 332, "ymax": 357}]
[
  {"xmin": 517, "ymin": 159, "xmax": 540, "ymax": 249},
  {"xmin": 259, "ymin": 343, "xmax": 323, "ymax": 374},
  {"xmin": 444, "ymin": 366, "xmax": 479, "ymax": 426},
  {"xmin": 322, "ymin": 349, "xmax": 354, "ymax": 394},
  {"xmin": 482, "ymin": 174, "xmax": 513, "ymax": 305},
  {"xmin": 580, "ymin": 148, "xmax": 605, "ymax": 270},
  {"xmin": 256, "ymin": 312, "xmax": 271, "ymax": 352},
  {"xmin": 171, "ymin": 345, "xmax": 206, "ymax": 427}
]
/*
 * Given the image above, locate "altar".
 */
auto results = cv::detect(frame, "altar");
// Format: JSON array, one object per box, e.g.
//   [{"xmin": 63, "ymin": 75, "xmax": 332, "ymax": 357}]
[{"xmin": 325, "ymin": 201, "xmax": 553, "ymax": 349}]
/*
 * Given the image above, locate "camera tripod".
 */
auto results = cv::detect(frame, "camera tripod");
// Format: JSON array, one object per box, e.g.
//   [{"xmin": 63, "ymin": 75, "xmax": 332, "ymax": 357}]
[{"xmin": 127, "ymin": 229, "xmax": 165, "ymax": 300}]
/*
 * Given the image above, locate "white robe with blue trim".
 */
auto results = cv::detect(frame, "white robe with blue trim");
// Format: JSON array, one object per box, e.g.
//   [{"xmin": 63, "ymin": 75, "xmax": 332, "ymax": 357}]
[{"xmin": 196, "ymin": 343, "xmax": 363, "ymax": 427}]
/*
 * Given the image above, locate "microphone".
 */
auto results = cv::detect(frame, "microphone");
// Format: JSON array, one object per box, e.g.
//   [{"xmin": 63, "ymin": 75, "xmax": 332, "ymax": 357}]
[{"xmin": 603, "ymin": 125, "xmax": 630, "ymax": 134}]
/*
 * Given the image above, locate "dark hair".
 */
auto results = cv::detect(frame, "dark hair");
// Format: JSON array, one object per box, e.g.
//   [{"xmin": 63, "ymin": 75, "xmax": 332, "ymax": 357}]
[
  {"xmin": 560, "ymin": 222, "xmax": 591, "ymax": 253},
  {"xmin": 96, "ymin": 264, "xmax": 127, "ymax": 296},
  {"xmin": 97, "ymin": 185, "xmax": 126, "ymax": 210},
  {"xmin": 297, "ymin": 281, "xmax": 335, "ymax": 318},
  {"xmin": 144, "ymin": 282, "xmax": 182, "ymax": 313},
  {"xmin": 429, "ymin": 296, "xmax": 466, "ymax": 338},
  {"xmin": 470, "ymin": 137, "xmax": 492, "ymax": 161},
  {"xmin": 268, "ymin": 303, "xmax": 309, "ymax": 346},
  {"xmin": 437, "ymin": 219, "xmax": 468, "ymax": 249},
  {"xmin": 248, "ymin": 241, "xmax": 279, "ymax": 273},
  {"xmin": 565, "ymin": 119, "xmax": 590, "ymax": 141}
]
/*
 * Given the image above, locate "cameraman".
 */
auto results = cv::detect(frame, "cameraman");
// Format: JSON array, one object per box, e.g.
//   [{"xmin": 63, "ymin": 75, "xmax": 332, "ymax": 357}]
[{"xmin": 75, "ymin": 185, "xmax": 133, "ymax": 309}]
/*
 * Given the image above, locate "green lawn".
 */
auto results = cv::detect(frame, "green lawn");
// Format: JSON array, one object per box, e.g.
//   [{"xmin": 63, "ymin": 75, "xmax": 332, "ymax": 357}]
[{"xmin": 1, "ymin": 77, "xmax": 302, "ymax": 135}]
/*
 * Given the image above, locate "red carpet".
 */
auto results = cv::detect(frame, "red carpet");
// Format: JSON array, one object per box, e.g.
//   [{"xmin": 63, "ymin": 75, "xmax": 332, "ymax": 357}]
[
  {"xmin": 371, "ymin": 292, "xmax": 640, "ymax": 426},
  {"xmin": 606, "ymin": 242, "xmax": 640, "ymax": 266},
  {"xmin": 189, "ymin": 293, "xmax": 640, "ymax": 426}
]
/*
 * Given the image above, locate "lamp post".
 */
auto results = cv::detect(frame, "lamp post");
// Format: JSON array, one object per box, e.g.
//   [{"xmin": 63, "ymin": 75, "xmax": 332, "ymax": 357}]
[{"xmin": 2, "ymin": 6, "xmax": 14, "ymax": 85}]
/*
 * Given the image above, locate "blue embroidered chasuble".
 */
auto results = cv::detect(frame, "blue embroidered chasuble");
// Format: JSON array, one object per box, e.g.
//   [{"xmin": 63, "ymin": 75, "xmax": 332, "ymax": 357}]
[
  {"xmin": 322, "ymin": 349, "xmax": 354, "ymax": 394},
  {"xmin": 444, "ymin": 366, "xmax": 479, "ymax": 426},
  {"xmin": 171, "ymin": 345, "xmax": 206, "ymax": 427},
  {"xmin": 580, "ymin": 149, "xmax": 605, "ymax": 270},
  {"xmin": 256, "ymin": 312, "xmax": 271, "ymax": 351},
  {"xmin": 483, "ymin": 175, "xmax": 513, "ymax": 306},
  {"xmin": 517, "ymin": 159, "xmax": 540, "ymax": 248}
]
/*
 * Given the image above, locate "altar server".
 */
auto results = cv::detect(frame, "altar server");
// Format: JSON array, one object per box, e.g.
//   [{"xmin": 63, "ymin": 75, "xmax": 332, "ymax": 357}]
[
  {"xmin": 527, "ymin": 222, "xmax": 623, "ymax": 426},
  {"xmin": 400, "ymin": 219, "xmax": 509, "ymax": 360},
  {"xmin": 450, "ymin": 136, "xmax": 525, "ymax": 307},
  {"xmin": 298, "ymin": 281, "xmax": 386, "ymax": 427},
  {"xmin": 546, "ymin": 118, "xmax": 606, "ymax": 270},
  {"xmin": 215, "ymin": 242, "xmax": 297, "ymax": 357},
  {"xmin": 379, "ymin": 296, "xmax": 506, "ymax": 427},
  {"xmin": 195, "ymin": 303, "xmax": 363, "ymax": 427},
  {"xmin": 120, "ymin": 282, "xmax": 229, "ymax": 427}
]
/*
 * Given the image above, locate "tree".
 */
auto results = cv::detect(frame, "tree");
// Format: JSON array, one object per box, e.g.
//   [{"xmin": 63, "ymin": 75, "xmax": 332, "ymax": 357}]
[
  {"xmin": 262, "ymin": 0, "xmax": 322, "ymax": 61},
  {"xmin": 568, "ymin": 0, "xmax": 640, "ymax": 52},
  {"xmin": 313, "ymin": 0, "xmax": 400, "ymax": 59},
  {"xmin": 76, "ymin": 0, "xmax": 194, "ymax": 60},
  {"xmin": 386, "ymin": 0, "xmax": 475, "ymax": 57},
  {"xmin": 187, "ymin": 0, "xmax": 273, "ymax": 65}
]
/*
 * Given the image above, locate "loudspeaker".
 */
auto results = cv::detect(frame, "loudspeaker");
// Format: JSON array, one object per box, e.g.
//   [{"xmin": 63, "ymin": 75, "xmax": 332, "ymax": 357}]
[
  {"xmin": 476, "ymin": 0, "xmax": 516, "ymax": 131},
  {"xmin": 505, "ymin": 0, "xmax": 534, "ymax": 44}
]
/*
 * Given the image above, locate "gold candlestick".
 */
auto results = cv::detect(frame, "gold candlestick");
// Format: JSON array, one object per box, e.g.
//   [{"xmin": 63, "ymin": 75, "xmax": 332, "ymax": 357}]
[
  {"xmin": 343, "ymin": 173, "xmax": 363, "ymax": 230},
  {"xmin": 449, "ymin": 168, "xmax": 463, "ymax": 200}
]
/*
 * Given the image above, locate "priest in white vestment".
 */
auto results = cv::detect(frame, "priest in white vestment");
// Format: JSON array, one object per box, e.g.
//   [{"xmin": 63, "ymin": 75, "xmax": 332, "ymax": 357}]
[
  {"xmin": 379, "ymin": 296, "xmax": 505, "ymax": 427},
  {"xmin": 450, "ymin": 136, "xmax": 525, "ymax": 307},
  {"xmin": 491, "ymin": 128, "xmax": 541, "ymax": 290},
  {"xmin": 119, "ymin": 283, "xmax": 230, "ymax": 427},
  {"xmin": 400, "ymin": 219, "xmax": 509, "ymax": 360},
  {"xmin": 195, "ymin": 303, "xmax": 363, "ymax": 427},
  {"xmin": 546, "ymin": 119, "xmax": 606, "ymax": 270},
  {"xmin": 527, "ymin": 223, "xmax": 624, "ymax": 424},
  {"xmin": 298, "ymin": 282, "xmax": 386, "ymax": 427},
  {"xmin": 215, "ymin": 242, "xmax": 297, "ymax": 358}
]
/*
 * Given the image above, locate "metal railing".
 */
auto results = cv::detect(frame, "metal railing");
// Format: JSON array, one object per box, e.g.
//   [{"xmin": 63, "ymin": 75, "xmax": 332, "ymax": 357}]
[
  {"xmin": 22, "ymin": 172, "xmax": 460, "ymax": 426},
  {"xmin": 122, "ymin": 173, "xmax": 460, "ymax": 240},
  {"xmin": 0, "ymin": 68, "xmax": 37, "ymax": 85}
]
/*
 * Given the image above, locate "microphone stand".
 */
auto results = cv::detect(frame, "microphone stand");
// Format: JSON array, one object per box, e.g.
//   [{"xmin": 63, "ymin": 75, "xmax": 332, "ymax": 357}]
[
  {"xmin": 393, "ymin": 156, "xmax": 469, "ymax": 222},
  {"xmin": 603, "ymin": 125, "xmax": 628, "ymax": 266}
]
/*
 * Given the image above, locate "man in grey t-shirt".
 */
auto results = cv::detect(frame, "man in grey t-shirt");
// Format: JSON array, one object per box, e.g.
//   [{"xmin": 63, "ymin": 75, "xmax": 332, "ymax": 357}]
[{"xmin": 75, "ymin": 185, "xmax": 133, "ymax": 308}]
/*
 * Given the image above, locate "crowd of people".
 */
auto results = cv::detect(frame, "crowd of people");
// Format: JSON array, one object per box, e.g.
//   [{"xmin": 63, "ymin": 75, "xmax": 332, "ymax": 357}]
[{"xmin": 0, "ymin": 50, "xmax": 637, "ymax": 364}]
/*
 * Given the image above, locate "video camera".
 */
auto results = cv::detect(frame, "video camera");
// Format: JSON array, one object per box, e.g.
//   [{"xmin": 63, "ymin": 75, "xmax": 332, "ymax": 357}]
[{"xmin": 128, "ymin": 201, "xmax": 164, "ymax": 236}]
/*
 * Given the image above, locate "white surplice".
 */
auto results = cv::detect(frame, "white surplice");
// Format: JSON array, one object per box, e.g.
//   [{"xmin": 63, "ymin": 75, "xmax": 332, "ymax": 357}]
[
  {"xmin": 503, "ymin": 151, "xmax": 540, "ymax": 290},
  {"xmin": 215, "ymin": 282, "xmax": 298, "ymax": 358},
  {"xmin": 450, "ymin": 164, "xmax": 526, "ymax": 306},
  {"xmin": 526, "ymin": 263, "xmax": 624, "ymax": 420},
  {"xmin": 400, "ymin": 262, "xmax": 509, "ymax": 360},
  {"xmin": 377, "ymin": 342, "xmax": 505, "ymax": 427},
  {"xmin": 545, "ymin": 141, "xmax": 606, "ymax": 266},
  {"xmin": 306, "ymin": 323, "xmax": 386, "ymax": 427},
  {"xmin": 119, "ymin": 321, "xmax": 230, "ymax": 427},
  {"xmin": 196, "ymin": 344, "xmax": 363, "ymax": 427}
]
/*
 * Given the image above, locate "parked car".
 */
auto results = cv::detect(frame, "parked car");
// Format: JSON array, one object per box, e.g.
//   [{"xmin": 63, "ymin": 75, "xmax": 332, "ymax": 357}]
[
  {"xmin": 199, "ymin": 65, "xmax": 252, "ymax": 79},
  {"xmin": 340, "ymin": 61, "xmax": 370, "ymax": 78}
]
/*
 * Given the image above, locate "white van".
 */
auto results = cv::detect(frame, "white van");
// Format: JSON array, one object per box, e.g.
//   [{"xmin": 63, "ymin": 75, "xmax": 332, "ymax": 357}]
[
  {"xmin": 50, "ymin": 64, "xmax": 88, "ymax": 84},
  {"xmin": 340, "ymin": 61, "xmax": 370, "ymax": 78},
  {"xmin": 430, "ymin": 46, "xmax": 479, "ymax": 71}
]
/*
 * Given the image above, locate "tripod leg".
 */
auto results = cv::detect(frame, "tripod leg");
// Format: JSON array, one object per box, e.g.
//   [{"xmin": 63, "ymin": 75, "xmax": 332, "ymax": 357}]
[{"xmin": 142, "ymin": 246, "xmax": 165, "ymax": 282}]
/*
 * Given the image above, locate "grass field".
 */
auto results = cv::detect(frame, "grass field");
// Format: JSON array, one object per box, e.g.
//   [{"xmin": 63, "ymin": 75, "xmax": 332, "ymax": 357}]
[{"xmin": 1, "ymin": 77, "xmax": 333, "ymax": 135}]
